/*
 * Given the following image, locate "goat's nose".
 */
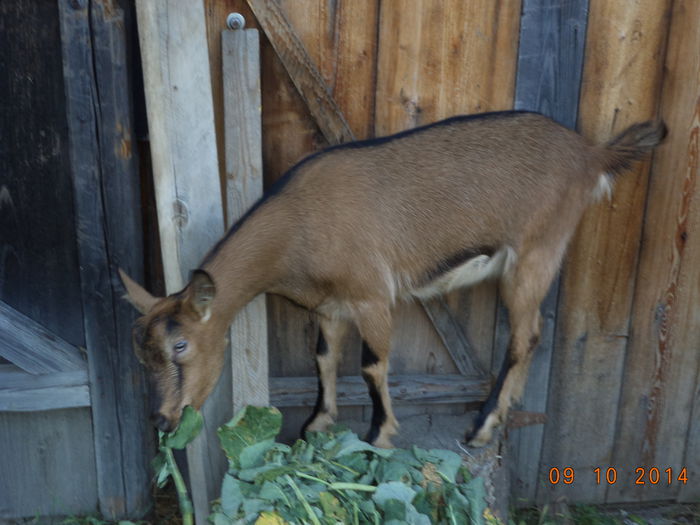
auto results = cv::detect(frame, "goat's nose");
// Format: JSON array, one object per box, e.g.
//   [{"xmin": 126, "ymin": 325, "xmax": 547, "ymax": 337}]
[{"xmin": 151, "ymin": 412, "xmax": 174, "ymax": 433}]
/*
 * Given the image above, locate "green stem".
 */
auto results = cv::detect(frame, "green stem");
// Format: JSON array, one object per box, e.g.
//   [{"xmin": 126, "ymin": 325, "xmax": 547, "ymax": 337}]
[{"xmin": 162, "ymin": 446, "xmax": 194, "ymax": 525}]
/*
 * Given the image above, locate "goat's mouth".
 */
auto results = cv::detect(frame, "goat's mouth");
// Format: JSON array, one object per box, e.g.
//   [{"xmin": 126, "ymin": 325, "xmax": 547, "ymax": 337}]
[{"xmin": 151, "ymin": 411, "xmax": 179, "ymax": 433}]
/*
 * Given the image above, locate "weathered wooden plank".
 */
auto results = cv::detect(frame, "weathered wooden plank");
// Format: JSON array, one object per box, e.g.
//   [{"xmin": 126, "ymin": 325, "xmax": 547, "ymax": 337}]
[
  {"xmin": 374, "ymin": 0, "xmax": 521, "ymax": 373},
  {"xmin": 608, "ymin": 0, "xmax": 700, "ymax": 503},
  {"xmin": 222, "ymin": 28, "xmax": 269, "ymax": 413},
  {"xmin": 538, "ymin": 0, "xmax": 671, "ymax": 503},
  {"xmin": 271, "ymin": 374, "xmax": 490, "ymax": 408},
  {"xmin": 505, "ymin": 0, "xmax": 589, "ymax": 503},
  {"xmin": 59, "ymin": 1, "xmax": 141, "ymax": 517},
  {"xmin": 420, "ymin": 297, "xmax": 486, "ymax": 379},
  {"xmin": 0, "ymin": 364, "xmax": 90, "ymax": 412},
  {"xmin": 245, "ymin": 0, "xmax": 354, "ymax": 145},
  {"xmin": 136, "ymin": 1, "xmax": 229, "ymax": 521},
  {"xmin": 0, "ymin": 408, "xmax": 98, "ymax": 520},
  {"xmin": 0, "ymin": 300, "xmax": 86, "ymax": 374},
  {"xmin": 89, "ymin": 1, "xmax": 154, "ymax": 515}
]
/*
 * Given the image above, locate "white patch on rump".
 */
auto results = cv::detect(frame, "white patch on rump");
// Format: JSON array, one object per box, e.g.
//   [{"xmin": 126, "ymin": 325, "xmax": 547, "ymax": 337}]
[
  {"xmin": 412, "ymin": 246, "xmax": 517, "ymax": 299},
  {"xmin": 592, "ymin": 173, "xmax": 614, "ymax": 202}
]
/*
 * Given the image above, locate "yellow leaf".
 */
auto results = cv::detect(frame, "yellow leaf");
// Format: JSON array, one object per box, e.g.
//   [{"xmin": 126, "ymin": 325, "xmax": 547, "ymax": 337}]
[{"xmin": 254, "ymin": 511, "xmax": 287, "ymax": 525}]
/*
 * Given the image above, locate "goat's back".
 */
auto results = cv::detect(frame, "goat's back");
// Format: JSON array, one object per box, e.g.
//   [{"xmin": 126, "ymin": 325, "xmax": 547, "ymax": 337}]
[{"xmin": 271, "ymin": 112, "xmax": 607, "ymax": 298}]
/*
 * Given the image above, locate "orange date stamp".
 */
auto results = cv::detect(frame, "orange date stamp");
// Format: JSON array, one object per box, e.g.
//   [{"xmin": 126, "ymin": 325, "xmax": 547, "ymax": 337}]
[{"xmin": 547, "ymin": 466, "xmax": 689, "ymax": 485}]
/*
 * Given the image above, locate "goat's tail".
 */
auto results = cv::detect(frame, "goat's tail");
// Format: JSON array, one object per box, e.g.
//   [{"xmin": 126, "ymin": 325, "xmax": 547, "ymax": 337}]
[{"xmin": 600, "ymin": 120, "xmax": 667, "ymax": 177}]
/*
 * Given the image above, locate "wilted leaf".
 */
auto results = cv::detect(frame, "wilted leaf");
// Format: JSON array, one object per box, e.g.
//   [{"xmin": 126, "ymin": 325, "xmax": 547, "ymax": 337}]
[
  {"xmin": 151, "ymin": 452, "xmax": 170, "ymax": 488},
  {"xmin": 427, "ymin": 448, "xmax": 462, "ymax": 483},
  {"xmin": 163, "ymin": 406, "xmax": 203, "ymax": 449},
  {"xmin": 218, "ymin": 406, "xmax": 282, "ymax": 468}
]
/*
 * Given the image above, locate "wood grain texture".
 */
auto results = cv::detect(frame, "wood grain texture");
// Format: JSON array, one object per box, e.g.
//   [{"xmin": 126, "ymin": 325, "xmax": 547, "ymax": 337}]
[
  {"xmin": 136, "ymin": 1, "xmax": 228, "ymax": 521},
  {"xmin": 608, "ymin": 0, "xmax": 700, "ymax": 503},
  {"xmin": 0, "ymin": 408, "xmax": 98, "ymax": 520},
  {"xmin": 420, "ymin": 297, "xmax": 486, "ymax": 379},
  {"xmin": 246, "ymin": 0, "xmax": 354, "ymax": 144},
  {"xmin": 0, "ymin": 0, "xmax": 84, "ymax": 348},
  {"xmin": 203, "ymin": 0, "xmax": 257, "ymax": 220},
  {"xmin": 0, "ymin": 364, "xmax": 90, "ymax": 412},
  {"xmin": 538, "ymin": 0, "xmax": 671, "ymax": 503},
  {"xmin": 60, "ymin": 1, "xmax": 153, "ymax": 517},
  {"xmin": 374, "ymin": 0, "xmax": 521, "ymax": 372},
  {"xmin": 0, "ymin": 300, "xmax": 86, "ymax": 374},
  {"xmin": 507, "ymin": 0, "xmax": 589, "ymax": 503},
  {"xmin": 271, "ymin": 374, "xmax": 490, "ymax": 407},
  {"xmin": 89, "ymin": 3, "xmax": 153, "ymax": 515},
  {"xmin": 222, "ymin": 29, "xmax": 270, "ymax": 413}
]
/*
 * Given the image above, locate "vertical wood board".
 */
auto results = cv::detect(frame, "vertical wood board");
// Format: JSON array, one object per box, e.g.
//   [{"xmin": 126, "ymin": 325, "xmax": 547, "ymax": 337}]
[
  {"xmin": 507, "ymin": 0, "xmax": 589, "ymax": 503},
  {"xmin": 136, "ymin": 1, "xmax": 229, "ymax": 521},
  {"xmin": 539, "ymin": 0, "xmax": 671, "ymax": 503},
  {"xmin": 608, "ymin": 0, "xmax": 700, "ymax": 503},
  {"xmin": 222, "ymin": 28, "xmax": 270, "ymax": 413}
]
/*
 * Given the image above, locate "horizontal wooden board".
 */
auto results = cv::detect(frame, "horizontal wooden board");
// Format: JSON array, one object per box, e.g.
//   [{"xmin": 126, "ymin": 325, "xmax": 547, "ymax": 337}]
[
  {"xmin": 271, "ymin": 374, "xmax": 490, "ymax": 408},
  {"xmin": 0, "ymin": 364, "xmax": 90, "ymax": 411}
]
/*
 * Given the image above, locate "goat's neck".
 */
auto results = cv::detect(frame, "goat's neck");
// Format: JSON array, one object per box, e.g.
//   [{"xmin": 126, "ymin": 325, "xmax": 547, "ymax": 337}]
[{"xmin": 201, "ymin": 201, "xmax": 289, "ymax": 330}]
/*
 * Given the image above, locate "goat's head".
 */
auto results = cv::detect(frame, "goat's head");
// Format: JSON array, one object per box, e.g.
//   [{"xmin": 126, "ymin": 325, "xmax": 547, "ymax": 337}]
[{"xmin": 119, "ymin": 269, "xmax": 226, "ymax": 432}]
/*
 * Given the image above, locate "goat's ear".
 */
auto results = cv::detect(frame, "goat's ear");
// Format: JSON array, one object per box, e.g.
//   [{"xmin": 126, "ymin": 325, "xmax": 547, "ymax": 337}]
[
  {"xmin": 187, "ymin": 270, "xmax": 216, "ymax": 321},
  {"xmin": 118, "ymin": 268, "xmax": 159, "ymax": 314}
]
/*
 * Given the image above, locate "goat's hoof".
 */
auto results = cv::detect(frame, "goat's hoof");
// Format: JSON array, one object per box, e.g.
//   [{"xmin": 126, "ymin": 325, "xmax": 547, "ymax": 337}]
[
  {"xmin": 372, "ymin": 435, "xmax": 395, "ymax": 449},
  {"xmin": 466, "ymin": 430, "xmax": 491, "ymax": 448}
]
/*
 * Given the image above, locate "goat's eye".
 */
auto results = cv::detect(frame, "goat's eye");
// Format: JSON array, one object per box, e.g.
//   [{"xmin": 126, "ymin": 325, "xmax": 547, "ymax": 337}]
[{"xmin": 173, "ymin": 340, "xmax": 188, "ymax": 353}]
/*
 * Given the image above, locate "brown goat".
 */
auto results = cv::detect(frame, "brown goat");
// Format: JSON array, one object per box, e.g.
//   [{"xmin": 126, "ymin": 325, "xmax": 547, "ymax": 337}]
[{"xmin": 120, "ymin": 111, "xmax": 666, "ymax": 448}]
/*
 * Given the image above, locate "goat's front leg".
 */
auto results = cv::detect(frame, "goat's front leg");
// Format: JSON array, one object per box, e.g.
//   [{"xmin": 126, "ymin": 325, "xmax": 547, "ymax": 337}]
[
  {"xmin": 354, "ymin": 303, "xmax": 399, "ymax": 448},
  {"xmin": 302, "ymin": 317, "xmax": 350, "ymax": 434}
]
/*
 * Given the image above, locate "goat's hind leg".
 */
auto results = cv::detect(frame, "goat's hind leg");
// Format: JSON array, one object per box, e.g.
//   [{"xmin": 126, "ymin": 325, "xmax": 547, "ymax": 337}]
[
  {"xmin": 467, "ymin": 248, "xmax": 560, "ymax": 447},
  {"xmin": 302, "ymin": 317, "xmax": 350, "ymax": 434}
]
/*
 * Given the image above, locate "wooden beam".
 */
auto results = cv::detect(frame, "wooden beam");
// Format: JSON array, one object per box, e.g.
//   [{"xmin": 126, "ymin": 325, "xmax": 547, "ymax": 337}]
[
  {"xmin": 136, "ymin": 1, "xmax": 229, "ymax": 521},
  {"xmin": 419, "ymin": 297, "xmax": 486, "ymax": 379},
  {"xmin": 505, "ymin": 0, "xmax": 589, "ymax": 503},
  {"xmin": 245, "ymin": 0, "xmax": 354, "ymax": 145},
  {"xmin": 0, "ymin": 300, "xmax": 85, "ymax": 374},
  {"xmin": 222, "ymin": 28, "xmax": 269, "ymax": 413},
  {"xmin": 271, "ymin": 374, "xmax": 490, "ymax": 408},
  {"xmin": 0, "ymin": 364, "xmax": 90, "ymax": 412}
]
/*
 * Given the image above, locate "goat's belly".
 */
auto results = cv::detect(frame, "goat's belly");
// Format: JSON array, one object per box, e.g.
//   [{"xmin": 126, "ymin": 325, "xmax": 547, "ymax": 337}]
[{"xmin": 410, "ymin": 246, "xmax": 516, "ymax": 300}]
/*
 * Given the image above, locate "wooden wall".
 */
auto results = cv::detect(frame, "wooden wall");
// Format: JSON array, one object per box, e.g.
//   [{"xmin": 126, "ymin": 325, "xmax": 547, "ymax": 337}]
[{"xmin": 197, "ymin": 0, "xmax": 699, "ymax": 506}]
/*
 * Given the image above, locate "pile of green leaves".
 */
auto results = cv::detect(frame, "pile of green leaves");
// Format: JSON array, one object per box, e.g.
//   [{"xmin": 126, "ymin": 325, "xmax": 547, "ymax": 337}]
[{"xmin": 209, "ymin": 406, "xmax": 492, "ymax": 525}]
